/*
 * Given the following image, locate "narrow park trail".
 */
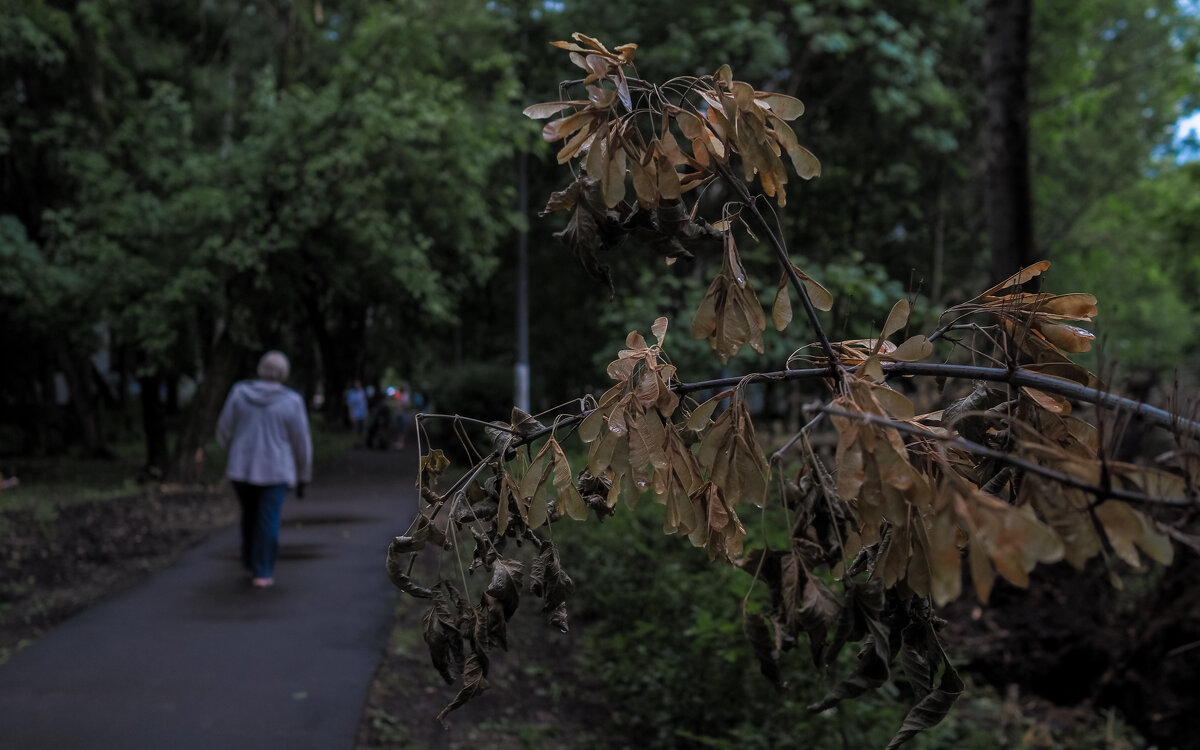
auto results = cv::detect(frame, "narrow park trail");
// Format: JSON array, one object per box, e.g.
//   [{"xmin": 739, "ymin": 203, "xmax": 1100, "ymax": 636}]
[{"xmin": 0, "ymin": 449, "xmax": 416, "ymax": 750}]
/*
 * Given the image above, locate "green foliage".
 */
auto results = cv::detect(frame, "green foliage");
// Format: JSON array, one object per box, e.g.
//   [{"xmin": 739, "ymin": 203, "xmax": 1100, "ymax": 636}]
[
  {"xmin": 555, "ymin": 502, "xmax": 1148, "ymax": 749},
  {"xmin": 0, "ymin": 0, "xmax": 529, "ymax": 465},
  {"xmin": 1053, "ymin": 173, "xmax": 1200, "ymax": 374}
]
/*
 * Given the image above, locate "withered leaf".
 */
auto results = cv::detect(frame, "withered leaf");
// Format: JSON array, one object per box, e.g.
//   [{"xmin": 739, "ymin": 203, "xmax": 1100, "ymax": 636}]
[
  {"xmin": 756, "ymin": 92, "xmax": 805, "ymax": 120},
  {"xmin": 518, "ymin": 448, "xmax": 553, "ymax": 530},
  {"xmin": 530, "ymin": 543, "xmax": 575, "ymax": 629},
  {"xmin": 884, "ymin": 638, "xmax": 963, "ymax": 750},
  {"xmin": 602, "ymin": 135, "xmax": 628, "ymax": 207},
  {"xmin": 486, "ymin": 558, "xmax": 524, "ymax": 620},
  {"xmin": 981, "ymin": 260, "xmax": 1052, "ymax": 298},
  {"xmin": 1094, "ymin": 500, "xmax": 1174, "ymax": 568},
  {"xmin": 436, "ymin": 650, "xmax": 489, "ymax": 726},
  {"xmin": 629, "ymin": 156, "xmax": 659, "ymax": 208},
  {"xmin": 807, "ymin": 641, "xmax": 890, "ymax": 713},
  {"xmin": 957, "ymin": 481, "xmax": 1064, "ymax": 600},
  {"xmin": 543, "ymin": 110, "xmax": 593, "ymax": 143},
  {"xmin": 744, "ymin": 612, "xmax": 782, "ymax": 688},
  {"xmin": 792, "ymin": 264, "xmax": 834, "ymax": 312},
  {"xmin": 423, "ymin": 583, "xmax": 463, "ymax": 685},
  {"xmin": 773, "ymin": 276, "xmax": 793, "ymax": 331},
  {"xmin": 523, "ymin": 101, "xmax": 586, "ymax": 119},
  {"xmin": 880, "ymin": 298, "xmax": 910, "ymax": 341},
  {"xmin": 889, "ymin": 335, "xmax": 933, "ymax": 362},
  {"xmin": 387, "ymin": 536, "xmax": 434, "ymax": 599},
  {"xmin": 549, "ymin": 440, "xmax": 589, "ymax": 521}
]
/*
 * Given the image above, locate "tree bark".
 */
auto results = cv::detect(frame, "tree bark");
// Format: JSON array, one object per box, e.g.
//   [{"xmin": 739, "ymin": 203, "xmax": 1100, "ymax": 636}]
[
  {"xmin": 305, "ymin": 295, "xmax": 365, "ymax": 425},
  {"xmin": 53, "ymin": 339, "xmax": 109, "ymax": 458},
  {"xmin": 984, "ymin": 0, "xmax": 1035, "ymax": 282},
  {"xmin": 170, "ymin": 330, "xmax": 244, "ymax": 483},
  {"xmin": 139, "ymin": 375, "xmax": 169, "ymax": 477}
]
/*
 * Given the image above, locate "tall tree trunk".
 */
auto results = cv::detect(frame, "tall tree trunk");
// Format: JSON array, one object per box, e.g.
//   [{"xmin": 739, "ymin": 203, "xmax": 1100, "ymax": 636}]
[
  {"xmin": 984, "ymin": 0, "xmax": 1035, "ymax": 282},
  {"xmin": 139, "ymin": 375, "xmax": 169, "ymax": 477},
  {"xmin": 305, "ymin": 296, "xmax": 360, "ymax": 425},
  {"xmin": 53, "ymin": 339, "xmax": 109, "ymax": 458},
  {"xmin": 170, "ymin": 331, "xmax": 244, "ymax": 483},
  {"xmin": 164, "ymin": 372, "xmax": 180, "ymax": 414}
]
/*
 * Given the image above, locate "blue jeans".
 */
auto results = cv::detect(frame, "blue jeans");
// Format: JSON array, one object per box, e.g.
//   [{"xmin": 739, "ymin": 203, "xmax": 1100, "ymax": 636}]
[{"xmin": 233, "ymin": 482, "xmax": 288, "ymax": 579}]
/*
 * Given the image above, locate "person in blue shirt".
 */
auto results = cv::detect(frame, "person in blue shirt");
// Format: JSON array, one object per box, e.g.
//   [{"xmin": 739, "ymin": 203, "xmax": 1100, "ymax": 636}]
[
  {"xmin": 216, "ymin": 351, "xmax": 312, "ymax": 588},
  {"xmin": 345, "ymin": 380, "xmax": 368, "ymax": 437}
]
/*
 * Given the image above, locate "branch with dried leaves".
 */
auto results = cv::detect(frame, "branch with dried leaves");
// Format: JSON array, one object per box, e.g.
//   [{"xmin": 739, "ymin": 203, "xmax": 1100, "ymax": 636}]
[{"xmin": 388, "ymin": 33, "xmax": 1200, "ymax": 749}]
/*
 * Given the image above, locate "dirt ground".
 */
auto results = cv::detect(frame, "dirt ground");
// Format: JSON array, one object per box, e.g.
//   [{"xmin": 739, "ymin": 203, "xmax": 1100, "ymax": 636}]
[
  {"xmin": 0, "ymin": 488, "xmax": 236, "ymax": 663},
  {"xmin": 354, "ymin": 550, "xmax": 619, "ymax": 750}
]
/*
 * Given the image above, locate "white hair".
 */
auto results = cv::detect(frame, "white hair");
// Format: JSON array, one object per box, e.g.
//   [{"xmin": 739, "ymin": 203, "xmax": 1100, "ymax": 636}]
[{"xmin": 257, "ymin": 350, "xmax": 290, "ymax": 382}]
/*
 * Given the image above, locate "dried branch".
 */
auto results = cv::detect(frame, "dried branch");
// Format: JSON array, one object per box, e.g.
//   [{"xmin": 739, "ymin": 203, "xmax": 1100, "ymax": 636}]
[
  {"xmin": 808, "ymin": 402, "xmax": 1199, "ymax": 510},
  {"xmin": 674, "ymin": 362, "xmax": 1200, "ymax": 438}
]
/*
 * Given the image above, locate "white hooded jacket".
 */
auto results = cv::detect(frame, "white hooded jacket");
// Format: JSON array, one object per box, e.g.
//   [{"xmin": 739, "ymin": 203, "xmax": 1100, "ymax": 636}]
[{"xmin": 216, "ymin": 380, "xmax": 313, "ymax": 487}]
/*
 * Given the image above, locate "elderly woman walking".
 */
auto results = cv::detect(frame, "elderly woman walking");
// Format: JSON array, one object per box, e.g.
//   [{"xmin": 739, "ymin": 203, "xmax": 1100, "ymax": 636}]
[{"xmin": 216, "ymin": 351, "xmax": 313, "ymax": 588}]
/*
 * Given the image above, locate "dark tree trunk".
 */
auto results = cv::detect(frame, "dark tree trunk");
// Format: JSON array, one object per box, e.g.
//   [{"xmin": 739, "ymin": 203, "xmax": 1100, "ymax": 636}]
[
  {"xmin": 53, "ymin": 339, "xmax": 109, "ymax": 458},
  {"xmin": 164, "ymin": 373, "xmax": 180, "ymax": 414},
  {"xmin": 139, "ymin": 375, "xmax": 170, "ymax": 477},
  {"xmin": 170, "ymin": 331, "xmax": 244, "ymax": 482},
  {"xmin": 305, "ymin": 296, "xmax": 365, "ymax": 426},
  {"xmin": 984, "ymin": 0, "xmax": 1035, "ymax": 282},
  {"xmin": 36, "ymin": 353, "xmax": 62, "ymax": 455}
]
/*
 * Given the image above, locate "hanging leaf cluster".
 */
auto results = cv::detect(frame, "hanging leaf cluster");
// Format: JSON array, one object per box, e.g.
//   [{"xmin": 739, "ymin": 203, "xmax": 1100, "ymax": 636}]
[{"xmin": 527, "ymin": 32, "xmax": 820, "ymax": 289}]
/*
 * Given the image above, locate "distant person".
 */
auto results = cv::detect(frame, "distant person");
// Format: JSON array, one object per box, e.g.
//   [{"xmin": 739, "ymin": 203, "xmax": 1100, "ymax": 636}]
[
  {"xmin": 366, "ymin": 396, "xmax": 394, "ymax": 451},
  {"xmin": 345, "ymin": 380, "xmax": 368, "ymax": 438},
  {"xmin": 393, "ymin": 388, "xmax": 410, "ymax": 450},
  {"xmin": 216, "ymin": 350, "xmax": 312, "ymax": 589}
]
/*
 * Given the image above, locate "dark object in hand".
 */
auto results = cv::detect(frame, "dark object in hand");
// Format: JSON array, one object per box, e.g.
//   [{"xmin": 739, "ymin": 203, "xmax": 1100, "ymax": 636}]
[{"xmin": 296, "ymin": 483, "xmax": 306, "ymax": 499}]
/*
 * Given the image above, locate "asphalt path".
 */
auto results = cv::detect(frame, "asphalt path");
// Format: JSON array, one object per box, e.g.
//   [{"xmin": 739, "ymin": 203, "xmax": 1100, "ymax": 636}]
[{"xmin": 0, "ymin": 448, "xmax": 416, "ymax": 750}]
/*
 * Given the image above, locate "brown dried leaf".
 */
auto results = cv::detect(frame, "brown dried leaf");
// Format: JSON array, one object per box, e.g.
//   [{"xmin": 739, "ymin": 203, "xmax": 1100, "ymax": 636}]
[
  {"xmin": 792, "ymin": 266, "xmax": 834, "ymax": 311},
  {"xmin": 629, "ymin": 156, "xmax": 659, "ymax": 208},
  {"xmin": 602, "ymin": 135, "xmax": 627, "ymax": 207},
  {"xmin": 542, "ymin": 110, "xmax": 593, "ymax": 143},
  {"xmin": 524, "ymin": 101, "xmax": 586, "ymax": 119},
  {"xmin": 556, "ymin": 122, "xmax": 595, "ymax": 164},
  {"xmin": 550, "ymin": 441, "xmax": 588, "ymax": 521},
  {"xmin": 756, "ymin": 91, "xmax": 805, "ymax": 119},
  {"xmin": 1022, "ymin": 387, "xmax": 1071, "ymax": 415},
  {"xmin": 1095, "ymin": 500, "xmax": 1174, "ymax": 567},
  {"xmin": 585, "ymin": 84, "xmax": 617, "ymax": 108},
  {"xmin": 584, "ymin": 120, "xmax": 610, "ymax": 179},
  {"xmin": 651, "ymin": 316, "xmax": 669, "ymax": 344},
  {"xmin": 714, "ymin": 64, "xmax": 733, "ymax": 89},
  {"xmin": 1039, "ymin": 323, "xmax": 1095, "ymax": 353},
  {"xmin": 881, "ymin": 299, "xmax": 910, "ymax": 340},
  {"xmin": 889, "ymin": 335, "xmax": 933, "ymax": 362},
  {"xmin": 773, "ymin": 276, "xmax": 793, "ymax": 331},
  {"xmin": 981, "ymin": 260, "xmax": 1052, "ymax": 298}
]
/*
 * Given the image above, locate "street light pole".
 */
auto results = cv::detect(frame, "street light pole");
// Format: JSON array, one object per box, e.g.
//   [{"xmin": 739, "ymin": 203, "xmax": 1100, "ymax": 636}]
[{"xmin": 515, "ymin": 150, "xmax": 531, "ymax": 413}]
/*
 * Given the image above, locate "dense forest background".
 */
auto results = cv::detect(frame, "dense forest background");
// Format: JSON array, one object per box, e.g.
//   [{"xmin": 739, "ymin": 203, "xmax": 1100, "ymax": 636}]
[{"xmin": 2, "ymin": 0, "xmax": 1199, "ymax": 479}]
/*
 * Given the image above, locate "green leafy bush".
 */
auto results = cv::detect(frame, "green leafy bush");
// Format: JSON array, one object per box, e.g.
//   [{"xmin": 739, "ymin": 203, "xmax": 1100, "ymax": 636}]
[{"xmin": 556, "ymin": 500, "xmax": 1147, "ymax": 750}]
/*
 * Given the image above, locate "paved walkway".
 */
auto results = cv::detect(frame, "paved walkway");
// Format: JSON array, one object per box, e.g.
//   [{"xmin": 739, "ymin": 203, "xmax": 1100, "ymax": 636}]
[{"xmin": 0, "ymin": 449, "xmax": 416, "ymax": 750}]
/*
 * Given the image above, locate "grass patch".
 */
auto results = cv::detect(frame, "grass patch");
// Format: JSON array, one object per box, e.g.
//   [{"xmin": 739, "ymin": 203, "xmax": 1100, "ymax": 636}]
[
  {"xmin": 0, "ymin": 441, "xmax": 148, "ymax": 514},
  {"xmin": 0, "ymin": 421, "xmax": 354, "ymax": 515}
]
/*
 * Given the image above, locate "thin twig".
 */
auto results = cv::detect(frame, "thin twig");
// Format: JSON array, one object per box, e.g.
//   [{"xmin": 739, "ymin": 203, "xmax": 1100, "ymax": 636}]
[
  {"xmin": 427, "ymin": 451, "xmax": 499, "ymax": 523},
  {"xmin": 807, "ymin": 403, "xmax": 1199, "ymax": 510},
  {"xmin": 418, "ymin": 413, "xmax": 520, "ymax": 434},
  {"xmin": 770, "ymin": 411, "xmax": 826, "ymax": 464}
]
